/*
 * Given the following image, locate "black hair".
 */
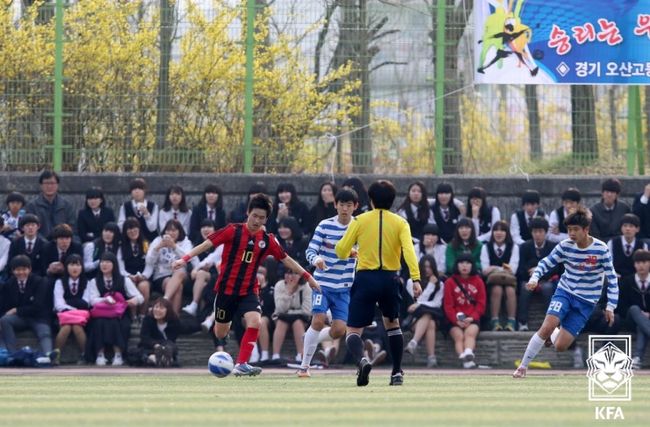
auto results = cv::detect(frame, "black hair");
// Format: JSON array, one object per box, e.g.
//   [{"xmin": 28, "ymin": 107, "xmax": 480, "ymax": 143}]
[
  {"xmin": 200, "ymin": 219, "xmax": 217, "ymax": 228},
  {"xmin": 453, "ymin": 253, "xmax": 478, "ymax": 276},
  {"xmin": 466, "ymin": 186, "xmax": 491, "ymax": 224},
  {"xmin": 316, "ymin": 181, "xmax": 338, "ymax": 207},
  {"xmin": 335, "ymin": 188, "xmax": 358, "ymax": 204},
  {"xmin": 0, "ymin": 216, "xmax": 3, "ymax": 228},
  {"xmin": 64, "ymin": 253, "xmax": 83, "ymax": 267},
  {"xmin": 620, "ymin": 213, "xmax": 640, "ymax": 228},
  {"xmin": 274, "ymin": 183, "xmax": 302, "ymax": 212},
  {"xmin": 632, "ymin": 249, "xmax": 650, "ymax": 263},
  {"xmin": 129, "ymin": 178, "xmax": 147, "ymax": 192},
  {"xmin": 10, "ymin": 254, "xmax": 32, "ymax": 271},
  {"xmin": 39, "ymin": 170, "xmax": 59, "ymax": 184},
  {"xmin": 150, "ymin": 297, "xmax": 179, "ymax": 323},
  {"xmin": 248, "ymin": 193, "xmax": 273, "ymax": 217},
  {"xmin": 601, "ymin": 178, "xmax": 622, "ymax": 194},
  {"xmin": 85, "ymin": 187, "xmax": 105, "ymax": 207},
  {"xmin": 19, "ymin": 214, "xmax": 40, "ymax": 228},
  {"xmin": 278, "ymin": 216, "xmax": 303, "ymax": 242},
  {"xmin": 435, "ymin": 182, "xmax": 453, "ymax": 196},
  {"xmin": 199, "ymin": 184, "xmax": 224, "ymax": 210},
  {"xmin": 422, "ymin": 223, "xmax": 439, "ymax": 236},
  {"xmin": 398, "ymin": 181, "xmax": 430, "ymax": 223},
  {"xmin": 52, "ymin": 223, "xmax": 74, "ymax": 239},
  {"xmin": 248, "ymin": 182, "xmax": 268, "ymax": 197},
  {"xmin": 6, "ymin": 192, "xmax": 25, "ymax": 206},
  {"xmin": 162, "ymin": 184, "xmax": 189, "ymax": 213},
  {"xmin": 102, "ymin": 222, "xmax": 122, "ymax": 245},
  {"xmin": 121, "ymin": 217, "xmax": 147, "ymax": 252},
  {"xmin": 97, "ymin": 252, "xmax": 123, "ymax": 288},
  {"xmin": 561, "ymin": 187, "xmax": 581, "ymax": 203},
  {"xmin": 342, "ymin": 177, "xmax": 370, "ymax": 212},
  {"xmin": 450, "ymin": 217, "xmax": 479, "ymax": 250},
  {"xmin": 162, "ymin": 219, "xmax": 186, "ymax": 242},
  {"xmin": 521, "ymin": 190, "xmax": 540, "ymax": 205},
  {"xmin": 529, "ymin": 217, "xmax": 549, "ymax": 232},
  {"xmin": 489, "ymin": 220, "xmax": 513, "ymax": 246},
  {"xmin": 418, "ymin": 254, "xmax": 439, "ymax": 285},
  {"xmin": 367, "ymin": 180, "xmax": 396, "ymax": 210},
  {"xmin": 564, "ymin": 206, "xmax": 591, "ymax": 228}
]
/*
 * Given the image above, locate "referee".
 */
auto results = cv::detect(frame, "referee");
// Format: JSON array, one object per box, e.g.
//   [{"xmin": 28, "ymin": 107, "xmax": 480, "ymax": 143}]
[{"xmin": 336, "ymin": 180, "xmax": 421, "ymax": 387}]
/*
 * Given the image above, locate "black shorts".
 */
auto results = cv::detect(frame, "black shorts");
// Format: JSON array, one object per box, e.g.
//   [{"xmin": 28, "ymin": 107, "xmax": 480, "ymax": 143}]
[
  {"xmin": 152, "ymin": 276, "xmax": 171, "ymax": 294},
  {"xmin": 347, "ymin": 270, "xmax": 402, "ymax": 328},
  {"xmin": 213, "ymin": 293, "xmax": 261, "ymax": 324},
  {"xmin": 276, "ymin": 313, "xmax": 310, "ymax": 324}
]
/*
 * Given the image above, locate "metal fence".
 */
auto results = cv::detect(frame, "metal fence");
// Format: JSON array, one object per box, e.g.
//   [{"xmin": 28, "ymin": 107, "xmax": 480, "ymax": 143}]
[{"xmin": 0, "ymin": 0, "xmax": 647, "ymax": 175}]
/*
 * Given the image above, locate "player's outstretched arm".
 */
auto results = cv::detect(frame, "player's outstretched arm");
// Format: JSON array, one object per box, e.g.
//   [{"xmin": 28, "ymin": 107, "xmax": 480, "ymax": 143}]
[
  {"xmin": 171, "ymin": 239, "xmax": 213, "ymax": 270},
  {"xmin": 281, "ymin": 256, "xmax": 321, "ymax": 292}
]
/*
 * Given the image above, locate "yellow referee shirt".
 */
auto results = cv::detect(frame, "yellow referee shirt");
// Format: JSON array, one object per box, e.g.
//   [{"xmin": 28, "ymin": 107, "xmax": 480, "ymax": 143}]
[{"xmin": 335, "ymin": 209, "xmax": 420, "ymax": 281}]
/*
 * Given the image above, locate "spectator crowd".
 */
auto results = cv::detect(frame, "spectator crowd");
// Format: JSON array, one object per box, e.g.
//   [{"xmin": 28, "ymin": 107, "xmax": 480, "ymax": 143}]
[{"xmin": 0, "ymin": 172, "xmax": 649, "ymax": 370}]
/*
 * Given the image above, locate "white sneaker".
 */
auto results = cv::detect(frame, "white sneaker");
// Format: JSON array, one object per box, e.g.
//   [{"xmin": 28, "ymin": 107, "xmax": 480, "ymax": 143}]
[
  {"xmin": 632, "ymin": 356, "xmax": 642, "ymax": 370},
  {"xmin": 518, "ymin": 322, "xmax": 529, "ymax": 332},
  {"xmin": 201, "ymin": 316, "xmax": 214, "ymax": 333},
  {"xmin": 182, "ymin": 303, "xmax": 198, "ymax": 317},
  {"xmin": 96, "ymin": 355, "xmax": 107, "ymax": 366},
  {"xmin": 112, "ymin": 354, "xmax": 124, "ymax": 366},
  {"xmin": 463, "ymin": 361, "xmax": 477, "ymax": 369},
  {"xmin": 459, "ymin": 349, "xmax": 474, "ymax": 362},
  {"xmin": 405, "ymin": 340, "xmax": 417, "ymax": 355}
]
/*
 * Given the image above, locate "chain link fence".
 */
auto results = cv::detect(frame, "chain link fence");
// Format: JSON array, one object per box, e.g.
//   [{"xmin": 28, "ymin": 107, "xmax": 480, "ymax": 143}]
[{"xmin": 0, "ymin": 0, "xmax": 646, "ymax": 174}]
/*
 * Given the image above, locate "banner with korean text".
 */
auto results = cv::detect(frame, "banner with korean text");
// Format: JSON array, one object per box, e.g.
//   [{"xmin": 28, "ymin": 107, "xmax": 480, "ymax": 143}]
[{"xmin": 474, "ymin": 0, "xmax": 650, "ymax": 84}]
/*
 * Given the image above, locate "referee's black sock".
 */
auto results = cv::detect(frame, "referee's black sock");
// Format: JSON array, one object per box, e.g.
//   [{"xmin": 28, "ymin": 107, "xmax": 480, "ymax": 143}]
[
  {"xmin": 345, "ymin": 333, "xmax": 364, "ymax": 365},
  {"xmin": 386, "ymin": 327, "xmax": 403, "ymax": 375}
]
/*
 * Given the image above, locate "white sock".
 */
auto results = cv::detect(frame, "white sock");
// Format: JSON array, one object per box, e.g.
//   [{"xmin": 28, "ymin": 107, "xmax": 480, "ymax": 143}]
[
  {"xmin": 301, "ymin": 327, "xmax": 321, "ymax": 368},
  {"xmin": 520, "ymin": 333, "xmax": 545, "ymax": 368},
  {"xmin": 295, "ymin": 353, "xmax": 302, "ymax": 362},
  {"xmin": 272, "ymin": 353, "xmax": 280, "ymax": 360},
  {"xmin": 550, "ymin": 327, "xmax": 561, "ymax": 345},
  {"xmin": 464, "ymin": 347, "xmax": 473, "ymax": 355},
  {"xmin": 317, "ymin": 326, "xmax": 332, "ymax": 343},
  {"xmin": 260, "ymin": 351, "xmax": 269, "ymax": 361}
]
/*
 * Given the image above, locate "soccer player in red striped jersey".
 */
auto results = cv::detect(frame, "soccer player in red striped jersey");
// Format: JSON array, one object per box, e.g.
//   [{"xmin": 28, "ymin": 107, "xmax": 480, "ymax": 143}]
[{"xmin": 172, "ymin": 194, "xmax": 320, "ymax": 376}]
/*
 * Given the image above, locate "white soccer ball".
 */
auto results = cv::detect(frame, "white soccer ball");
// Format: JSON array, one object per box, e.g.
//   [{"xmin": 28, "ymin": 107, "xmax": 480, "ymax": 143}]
[{"xmin": 208, "ymin": 351, "xmax": 234, "ymax": 378}]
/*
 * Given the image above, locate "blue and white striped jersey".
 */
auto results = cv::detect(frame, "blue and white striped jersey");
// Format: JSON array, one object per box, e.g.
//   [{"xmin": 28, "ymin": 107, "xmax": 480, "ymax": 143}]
[
  {"xmin": 531, "ymin": 238, "xmax": 618, "ymax": 311},
  {"xmin": 306, "ymin": 216, "xmax": 356, "ymax": 289}
]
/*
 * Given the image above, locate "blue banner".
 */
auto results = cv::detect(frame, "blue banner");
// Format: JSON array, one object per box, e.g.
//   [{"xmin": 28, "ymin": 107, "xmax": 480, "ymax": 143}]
[{"xmin": 474, "ymin": 0, "xmax": 650, "ymax": 84}]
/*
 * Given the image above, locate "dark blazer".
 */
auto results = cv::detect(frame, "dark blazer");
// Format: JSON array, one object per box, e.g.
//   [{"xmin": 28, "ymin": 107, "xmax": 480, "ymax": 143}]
[
  {"xmin": 7, "ymin": 236, "xmax": 48, "ymax": 277},
  {"xmin": 616, "ymin": 275, "xmax": 650, "ymax": 327},
  {"xmin": 77, "ymin": 207, "xmax": 116, "ymax": 243},
  {"xmin": 267, "ymin": 201, "xmax": 310, "ymax": 235},
  {"xmin": 138, "ymin": 316, "xmax": 181, "ymax": 350},
  {"xmin": 516, "ymin": 239, "xmax": 559, "ymax": 282},
  {"xmin": 1, "ymin": 274, "xmax": 50, "ymax": 321},
  {"xmin": 41, "ymin": 241, "xmax": 83, "ymax": 278},
  {"xmin": 633, "ymin": 194, "xmax": 650, "ymax": 239},
  {"xmin": 189, "ymin": 203, "xmax": 226, "ymax": 245}
]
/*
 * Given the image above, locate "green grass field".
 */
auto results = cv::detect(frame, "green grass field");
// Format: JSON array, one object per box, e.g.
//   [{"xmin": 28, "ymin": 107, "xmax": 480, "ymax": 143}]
[{"xmin": 0, "ymin": 371, "xmax": 648, "ymax": 427}]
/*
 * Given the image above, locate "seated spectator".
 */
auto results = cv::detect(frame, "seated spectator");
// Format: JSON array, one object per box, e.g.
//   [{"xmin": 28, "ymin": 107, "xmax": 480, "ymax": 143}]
[
  {"xmin": 443, "ymin": 254, "xmax": 486, "ymax": 369},
  {"xmin": 0, "ymin": 217, "xmax": 10, "ymax": 276},
  {"xmin": 405, "ymin": 255, "xmax": 444, "ymax": 368},
  {"xmin": 117, "ymin": 178, "xmax": 158, "ymax": 242},
  {"xmin": 430, "ymin": 182, "xmax": 464, "ymax": 244},
  {"xmin": 189, "ymin": 184, "xmax": 226, "ymax": 245},
  {"xmin": 466, "ymin": 186, "xmax": 501, "ymax": 243},
  {"xmin": 481, "ymin": 221, "xmax": 519, "ymax": 331},
  {"xmin": 272, "ymin": 268, "xmax": 312, "ymax": 362},
  {"xmin": 0, "ymin": 255, "xmax": 52, "ymax": 355},
  {"xmin": 608, "ymin": 213, "xmax": 647, "ymax": 279},
  {"xmin": 143, "ymin": 219, "xmax": 197, "ymax": 314},
  {"xmin": 590, "ymin": 178, "xmax": 630, "ymax": 243},
  {"xmin": 268, "ymin": 183, "xmax": 310, "ymax": 235},
  {"xmin": 255, "ymin": 263, "xmax": 274, "ymax": 363},
  {"xmin": 633, "ymin": 182, "xmax": 650, "ymax": 240},
  {"xmin": 138, "ymin": 298, "xmax": 181, "ymax": 367},
  {"xmin": 397, "ymin": 181, "xmax": 434, "ymax": 242},
  {"xmin": 1, "ymin": 191, "xmax": 26, "ymax": 240},
  {"xmin": 341, "ymin": 177, "xmax": 370, "ymax": 216},
  {"xmin": 415, "ymin": 224, "xmax": 447, "ymax": 277},
  {"xmin": 445, "ymin": 218, "xmax": 482, "ymax": 273},
  {"xmin": 516, "ymin": 218, "xmax": 558, "ymax": 331},
  {"xmin": 229, "ymin": 182, "xmax": 267, "ymax": 224},
  {"xmin": 85, "ymin": 253, "xmax": 144, "ymax": 366},
  {"xmin": 182, "ymin": 221, "xmax": 223, "ymax": 317},
  {"xmin": 510, "ymin": 190, "xmax": 548, "ymax": 246},
  {"xmin": 53, "ymin": 254, "xmax": 90, "ymax": 364},
  {"xmin": 76, "ymin": 188, "xmax": 116, "ymax": 244},
  {"xmin": 616, "ymin": 249, "xmax": 650, "ymax": 369},
  {"xmin": 117, "ymin": 218, "xmax": 151, "ymax": 319},
  {"xmin": 307, "ymin": 181, "xmax": 337, "ymax": 235},
  {"xmin": 25, "ymin": 170, "xmax": 76, "ymax": 239},
  {"xmin": 158, "ymin": 185, "xmax": 191, "ymax": 236},
  {"xmin": 43, "ymin": 224, "xmax": 83, "ymax": 281},
  {"xmin": 548, "ymin": 187, "xmax": 581, "ymax": 243},
  {"xmin": 7, "ymin": 214, "xmax": 47, "ymax": 277},
  {"xmin": 83, "ymin": 222, "xmax": 121, "ymax": 278},
  {"xmin": 276, "ymin": 217, "xmax": 308, "ymax": 267}
]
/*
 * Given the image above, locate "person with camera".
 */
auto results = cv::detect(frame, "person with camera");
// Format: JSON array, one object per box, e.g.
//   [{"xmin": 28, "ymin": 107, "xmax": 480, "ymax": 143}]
[{"xmin": 117, "ymin": 178, "xmax": 159, "ymax": 242}]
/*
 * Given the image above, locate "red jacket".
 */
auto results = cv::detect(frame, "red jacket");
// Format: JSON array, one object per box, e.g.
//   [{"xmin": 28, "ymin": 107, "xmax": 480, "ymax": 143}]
[{"xmin": 443, "ymin": 274, "xmax": 486, "ymax": 324}]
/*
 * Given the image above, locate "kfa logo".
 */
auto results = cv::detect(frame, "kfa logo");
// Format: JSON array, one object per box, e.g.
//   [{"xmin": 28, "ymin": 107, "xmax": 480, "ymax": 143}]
[{"xmin": 586, "ymin": 335, "xmax": 633, "ymax": 420}]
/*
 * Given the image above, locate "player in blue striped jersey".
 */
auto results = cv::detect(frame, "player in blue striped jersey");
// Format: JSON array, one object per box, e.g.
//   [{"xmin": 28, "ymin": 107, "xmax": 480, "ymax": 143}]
[
  {"xmin": 513, "ymin": 207, "xmax": 619, "ymax": 378},
  {"xmin": 297, "ymin": 189, "xmax": 359, "ymax": 377}
]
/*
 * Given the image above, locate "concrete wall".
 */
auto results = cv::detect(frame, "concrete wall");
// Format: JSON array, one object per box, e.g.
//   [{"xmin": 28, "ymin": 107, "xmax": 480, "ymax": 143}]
[{"xmin": 1, "ymin": 173, "xmax": 649, "ymax": 220}]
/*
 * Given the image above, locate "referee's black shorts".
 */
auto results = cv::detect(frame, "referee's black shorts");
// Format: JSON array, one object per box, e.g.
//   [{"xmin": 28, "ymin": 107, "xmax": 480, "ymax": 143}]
[{"xmin": 347, "ymin": 270, "xmax": 402, "ymax": 328}]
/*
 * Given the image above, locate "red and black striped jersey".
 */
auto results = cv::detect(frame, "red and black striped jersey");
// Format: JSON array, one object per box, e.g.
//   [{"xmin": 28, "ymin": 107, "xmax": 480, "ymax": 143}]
[{"xmin": 208, "ymin": 223, "xmax": 287, "ymax": 296}]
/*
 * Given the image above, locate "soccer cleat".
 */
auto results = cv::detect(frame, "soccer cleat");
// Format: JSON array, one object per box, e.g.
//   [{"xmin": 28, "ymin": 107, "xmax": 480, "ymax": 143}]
[
  {"xmin": 112, "ymin": 353, "xmax": 124, "ymax": 366},
  {"xmin": 405, "ymin": 340, "xmax": 417, "ymax": 356},
  {"xmin": 356, "ymin": 357, "xmax": 373, "ymax": 387},
  {"xmin": 232, "ymin": 363, "xmax": 262, "ymax": 377},
  {"xmin": 296, "ymin": 367, "xmax": 311, "ymax": 378},
  {"xmin": 389, "ymin": 371, "xmax": 404, "ymax": 386},
  {"xmin": 512, "ymin": 365, "xmax": 527, "ymax": 378},
  {"xmin": 96, "ymin": 354, "xmax": 108, "ymax": 366}
]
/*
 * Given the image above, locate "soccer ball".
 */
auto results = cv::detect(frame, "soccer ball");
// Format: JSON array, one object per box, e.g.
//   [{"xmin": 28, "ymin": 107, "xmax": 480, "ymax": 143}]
[{"xmin": 208, "ymin": 351, "xmax": 234, "ymax": 378}]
